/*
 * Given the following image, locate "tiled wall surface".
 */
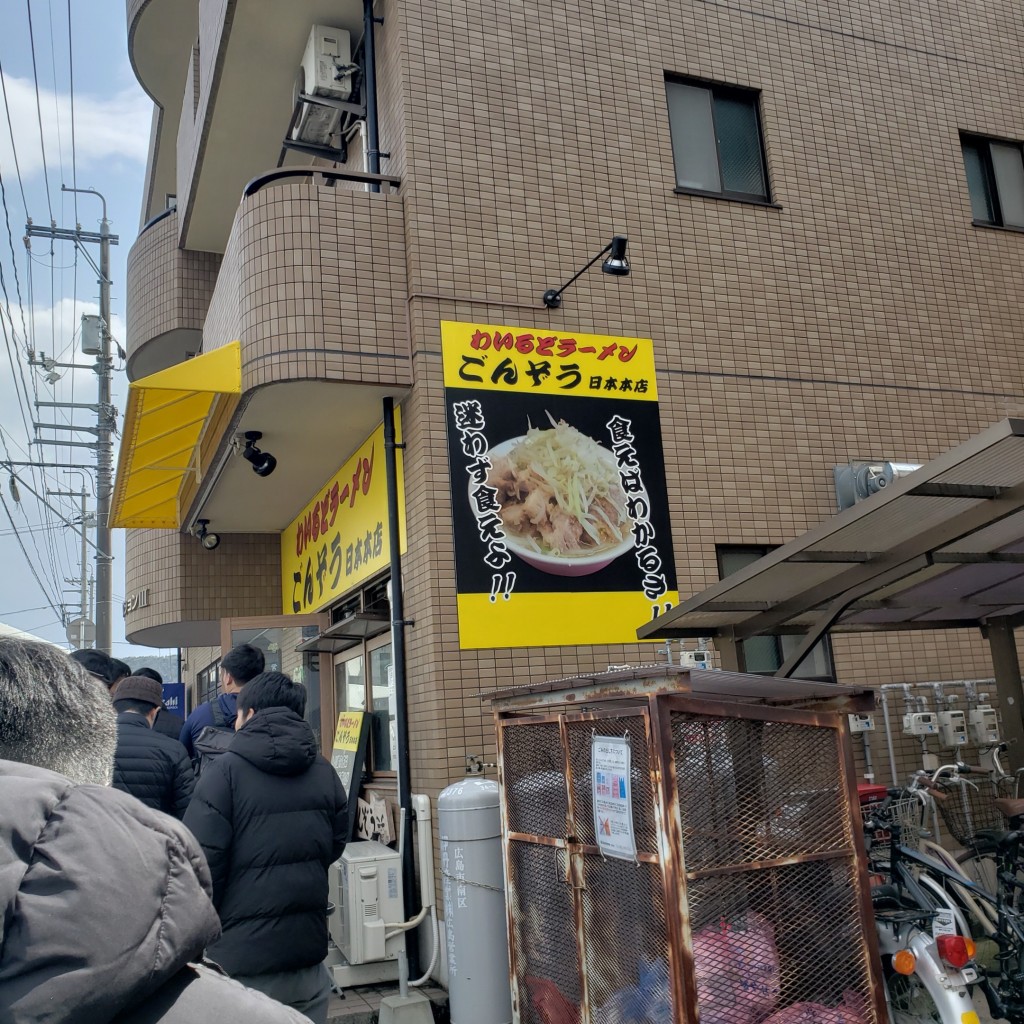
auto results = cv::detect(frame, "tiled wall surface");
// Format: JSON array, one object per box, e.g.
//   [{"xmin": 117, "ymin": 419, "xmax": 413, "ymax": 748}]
[
  {"xmin": 390, "ymin": 0, "xmax": 1024, "ymax": 797},
  {"xmin": 125, "ymin": 208, "xmax": 221, "ymax": 374},
  {"xmin": 124, "ymin": 527, "xmax": 281, "ymax": 641},
  {"xmin": 129, "ymin": 1, "xmax": 1024, "ymax": 808}
]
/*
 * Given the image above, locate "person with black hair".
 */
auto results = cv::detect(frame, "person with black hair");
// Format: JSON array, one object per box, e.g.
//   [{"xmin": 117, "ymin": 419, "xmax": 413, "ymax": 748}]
[
  {"xmin": 179, "ymin": 644, "xmax": 265, "ymax": 759},
  {"xmin": 111, "ymin": 658, "xmax": 132, "ymax": 688},
  {"xmin": 112, "ymin": 675, "xmax": 194, "ymax": 819},
  {"xmin": 184, "ymin": 671, "xmax": 347, "ymax": 1024},
  {"xmin": 70, "ymin": 648, "xmax": 116, "ymax": 689}
]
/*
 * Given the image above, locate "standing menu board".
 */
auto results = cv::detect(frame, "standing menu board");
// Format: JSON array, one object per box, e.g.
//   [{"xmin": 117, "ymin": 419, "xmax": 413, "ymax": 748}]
[{"xmin": 331, "ymin": 711, "xmax": 370, "ymax": 842}]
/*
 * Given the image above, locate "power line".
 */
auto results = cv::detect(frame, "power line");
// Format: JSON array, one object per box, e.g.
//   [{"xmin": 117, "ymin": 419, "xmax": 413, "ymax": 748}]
[
  {"xmin": 25, "ymin": 0, "xmax": 54, "ymax": 222},
  {"xmin": 0, "ymin": 489, "xmax": 64, "ymax": 621},
  {"xmin": 0, "ymin": 60, "xmax": 29, "ymax": 215},
  {"xmin": 66, "ymin": 0, "xmax": 77, "ymax": 223}
]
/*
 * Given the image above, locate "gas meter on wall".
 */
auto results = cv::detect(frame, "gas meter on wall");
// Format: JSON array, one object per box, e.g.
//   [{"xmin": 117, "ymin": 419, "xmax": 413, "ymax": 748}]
[
  {"xmin": 848, "ymin": 713, "xmax": 875, "ymax": 733},
  {"xmin": 969, "ymin": 706, "xmax": 1000, "ymax": 746},
  {"xmin": 937, "ymin": 710, "xmax": 968, "ymax": 748},
  {"xmin": 680, "ymin": 650, "xmax": 713, "ymax": 670},
  {"xmin": 903, "ymin": 712, "xmax": 938, "ymax": 736}
]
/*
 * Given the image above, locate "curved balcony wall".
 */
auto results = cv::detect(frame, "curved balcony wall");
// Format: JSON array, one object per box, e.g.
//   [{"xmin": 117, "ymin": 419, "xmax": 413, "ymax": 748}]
[
  {"xmin": 126, "ymin": 207, "xmax": 222, "ymax": 381},
  {"xmin": 124, "ymin": 527, "xmax": 280, "ymax": 648},
  {"xmin": 204, "ymin": 173, "xmax": 410, "ymax": 391}
]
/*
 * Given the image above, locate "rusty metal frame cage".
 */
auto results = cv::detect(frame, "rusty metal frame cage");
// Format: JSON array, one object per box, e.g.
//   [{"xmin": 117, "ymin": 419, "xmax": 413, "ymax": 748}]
[{"xmin": 488, "ymin": 668, "xmax": 886, "ymax": 1024}]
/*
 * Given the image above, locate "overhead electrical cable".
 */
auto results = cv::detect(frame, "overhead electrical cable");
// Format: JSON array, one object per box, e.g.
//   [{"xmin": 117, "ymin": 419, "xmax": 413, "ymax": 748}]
[
  {"xmin": 0, "ymin": 59, "xmax": 29, "ymax": 215},
  {"xmin": 25, "ymin": 0, "xmax": 55, "ymax": 223},
  {"xmin": 66, "ymin": 0, "xmax": 77, "ymax": 223}
]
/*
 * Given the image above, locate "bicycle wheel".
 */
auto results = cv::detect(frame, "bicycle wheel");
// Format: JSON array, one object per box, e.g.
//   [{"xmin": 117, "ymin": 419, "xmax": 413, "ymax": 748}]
[
  {"xmin": 957, "ymin": 843, "xmax": 1024, "ymax": 914},
  {"xmin": 956, "ymin": 843, "xmax": 1000, "ymax": 895},
  {"xmin": 885, "ymin": 962, "xmax": 943, "ymax": 1024}
]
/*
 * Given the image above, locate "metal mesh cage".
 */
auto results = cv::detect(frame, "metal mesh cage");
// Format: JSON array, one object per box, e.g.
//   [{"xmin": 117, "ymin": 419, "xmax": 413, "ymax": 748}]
[
  {"xmin": 496, "ymin": 694, "xmax": 881, "ymax": 1024},
  {"xmin": 506, "ymin": 840, "xmax": 581, "ymax": 1024},
  {"xmin": 580, "ymin": 855, "xmax": 673, "ymax": 1021},
  {"xmin": 687, "ymin": 861, "xmax": 874, "ymax": 1021},
  {"xmin": 566, "ymin": 716, "xmax": 659, "ymax": 854},
  {"xmin": 502, "ymin": 721, "xmax": 568, "ymax": 838},
  {"xmin": 672, "ymin": 714, "xmax": 852, "ymax": 872}
]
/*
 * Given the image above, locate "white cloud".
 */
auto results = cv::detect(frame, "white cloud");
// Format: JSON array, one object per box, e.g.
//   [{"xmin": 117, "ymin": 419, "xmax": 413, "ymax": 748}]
[{"xmin": 0, "ymin": 73, "xmax": 151, "ymax": 184}]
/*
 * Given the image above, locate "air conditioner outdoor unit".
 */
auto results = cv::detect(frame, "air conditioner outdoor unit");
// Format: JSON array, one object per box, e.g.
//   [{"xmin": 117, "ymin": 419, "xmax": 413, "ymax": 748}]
[
  {"xmin": 330, "ymin": 840, "xmax": 406, "ymax": 966},
  {"xmin": 292, "ymin": 25, "xmax": 357, "ymax": 146}
]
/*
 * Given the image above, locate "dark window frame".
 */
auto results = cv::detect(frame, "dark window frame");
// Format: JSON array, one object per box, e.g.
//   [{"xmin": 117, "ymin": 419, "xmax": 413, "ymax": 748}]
[
  {"xmin": 665, "ymin": 74, "xmax": 772, "ymax": 204},
  {"xmin": 960, "ymin": 131, "xmax": 1024, "ymax": 229},
  {"xmin": 716, "ymin": 544, "xmax": 837, "ymax": 682}
]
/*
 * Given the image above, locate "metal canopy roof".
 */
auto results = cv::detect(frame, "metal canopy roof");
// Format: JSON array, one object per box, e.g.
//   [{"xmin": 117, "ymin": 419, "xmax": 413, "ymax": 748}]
[{"xmin": 639, "ymin": 418, "xmax": 1024, "ymax": 644}]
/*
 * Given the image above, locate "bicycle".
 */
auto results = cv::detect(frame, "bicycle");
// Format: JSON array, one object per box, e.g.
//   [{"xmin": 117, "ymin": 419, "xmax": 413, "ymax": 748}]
[
  {"xmin": 861, "ymin": 791, "xmax": 980, "ymax": 1024},
  {"xmin": 865, "ymin": 782, "xmax": 1024, "ymax": 1022}
]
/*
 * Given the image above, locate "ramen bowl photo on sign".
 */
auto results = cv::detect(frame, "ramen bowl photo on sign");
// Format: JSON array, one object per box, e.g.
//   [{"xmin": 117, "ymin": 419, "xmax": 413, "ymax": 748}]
[{"xmin": 481, "ymin": 416, "xmax": 635, "ymax": 577}]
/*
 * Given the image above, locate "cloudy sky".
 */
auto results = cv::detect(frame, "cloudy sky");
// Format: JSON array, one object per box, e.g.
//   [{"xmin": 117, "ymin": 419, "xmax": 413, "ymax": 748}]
[{"xmin": 0, "ymin": 1, "xmax": 156, "ymax": 655}]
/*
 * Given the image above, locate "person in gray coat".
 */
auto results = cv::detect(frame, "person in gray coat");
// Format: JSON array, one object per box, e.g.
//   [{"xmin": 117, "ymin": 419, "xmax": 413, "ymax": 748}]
[{"xmin": 0, "ymin": 637, "xmax": 311, "ymax": 1024}]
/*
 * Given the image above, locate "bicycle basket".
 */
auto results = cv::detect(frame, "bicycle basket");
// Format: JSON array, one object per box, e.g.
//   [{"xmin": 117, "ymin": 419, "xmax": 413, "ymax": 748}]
[
  {"xmin": 935, "ymin": 777, "xmax": 1004, "ymax": 847},
  {"xmin": 861, "ymin": 795, "xmax": 927, "ymax": 860}
]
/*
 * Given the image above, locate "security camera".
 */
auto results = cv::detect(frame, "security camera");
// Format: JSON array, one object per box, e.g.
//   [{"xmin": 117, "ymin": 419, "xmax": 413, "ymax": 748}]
[{"xmin": 241, "ymin": 431, "xmax": 277, "ymax": 478}]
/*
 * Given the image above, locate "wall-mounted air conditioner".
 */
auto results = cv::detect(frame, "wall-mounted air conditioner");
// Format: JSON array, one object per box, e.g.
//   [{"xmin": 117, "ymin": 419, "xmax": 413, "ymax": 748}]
[
  {"xmin": 330, "ymin": 840, "xmax": 406, "ymax": 967},
  {"xmin": 292, "ymin": 25, "xmax": 357, "ymax": 147},
  {"xmin": 833, "ymin": 460, "xmax": 923, "ymax": 510}
]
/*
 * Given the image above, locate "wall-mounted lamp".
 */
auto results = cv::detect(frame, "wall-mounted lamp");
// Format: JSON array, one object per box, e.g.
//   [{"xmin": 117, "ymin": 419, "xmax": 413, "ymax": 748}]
[
  {"xmin": 542, "ymin": 235, "xmax": 630, "ymax": 309},
  {"xmin": 195, "ymin": 519, "xmax": 221, "ymax": 550},
  {"xmin": 241, "ymin": 431, "xmax": 277, "ymax": 478}
]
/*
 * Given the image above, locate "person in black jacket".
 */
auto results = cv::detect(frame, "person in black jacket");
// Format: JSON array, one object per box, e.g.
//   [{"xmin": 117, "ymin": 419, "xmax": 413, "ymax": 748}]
[
  {"xmin": 184, "ymin": 672, "xmax": 348, "ymax": 1024},
  {"xmin": 113, "ymin": 675, "xmax": 195, "ymax": 818}
]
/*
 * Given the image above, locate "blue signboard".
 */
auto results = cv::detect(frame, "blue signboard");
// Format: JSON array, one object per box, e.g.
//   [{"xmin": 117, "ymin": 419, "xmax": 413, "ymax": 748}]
[{"xmin": 161, "ymin": 683, "xmax": 185, "ymax": 714}]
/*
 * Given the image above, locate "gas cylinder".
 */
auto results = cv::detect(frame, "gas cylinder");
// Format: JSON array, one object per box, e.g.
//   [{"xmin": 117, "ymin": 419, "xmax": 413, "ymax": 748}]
[{"xmin": 437, "ymin": 777, "xmax": 513, "ymax": 1024}]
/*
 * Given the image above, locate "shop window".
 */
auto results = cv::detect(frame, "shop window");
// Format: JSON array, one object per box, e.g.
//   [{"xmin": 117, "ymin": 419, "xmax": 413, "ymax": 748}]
[
  {"xmin": 666, "ymin": 76, "xmax": 770, "ymax": 202},
  {"xmin": 334, "ymin": 637, "xmax": 394, "ymax": 774},
  {"xmin": 717, "ymin": 545, "xmax": 836, "ymax": 681},
  {"xmin": 961, "ymin": 134, "xmax": 1024, "ymax": 229},
  {"xmin": 197, "ymin": 659, "xmax": 221, "ymax": 707},
  {"xmin": 229, "ymin": 624, "xmax": 324, "ymax": 749}
]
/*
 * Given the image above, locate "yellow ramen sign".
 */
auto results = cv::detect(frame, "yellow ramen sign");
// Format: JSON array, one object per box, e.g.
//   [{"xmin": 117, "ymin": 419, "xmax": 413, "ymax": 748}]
[{"xmin": 281, "ymin": 416, "xmax": 405, "ymax": 614}]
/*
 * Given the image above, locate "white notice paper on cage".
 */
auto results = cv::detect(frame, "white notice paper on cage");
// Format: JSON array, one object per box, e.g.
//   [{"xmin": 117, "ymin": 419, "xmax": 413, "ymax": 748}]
[{"xmin": 591, "ymin": 735, "xmax": 637, "ymax": 861}]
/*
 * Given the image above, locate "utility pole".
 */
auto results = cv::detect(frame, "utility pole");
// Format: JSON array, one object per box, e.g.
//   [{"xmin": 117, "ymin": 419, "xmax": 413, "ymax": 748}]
[
  {"xmin": 26, "ymin": 186, "xmax": 118, "ymax": 654},
  {"xmin": 49, "ymin": 485, "xmax": 91, "ymax": 648}
]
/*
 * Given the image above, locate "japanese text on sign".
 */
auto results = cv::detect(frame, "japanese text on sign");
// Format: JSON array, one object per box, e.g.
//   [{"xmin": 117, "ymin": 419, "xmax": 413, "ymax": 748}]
[
  {"xmin": 281, "ymin": 416, "xmax": 405, "ymax": 615},
  {"xmin": 607, "ymin": 414, "xmax": 670, "ymax": 609},
  {"xmin": 442, "ymin": 321, "xmax": 658, "ymax": 400},
  {"xmin": 592, "ymin": 735, "xmax": 637, "ymax": 861},
  {"xmin": 451, "ymin": 399, "xmax": 516, "ymax": 584}
]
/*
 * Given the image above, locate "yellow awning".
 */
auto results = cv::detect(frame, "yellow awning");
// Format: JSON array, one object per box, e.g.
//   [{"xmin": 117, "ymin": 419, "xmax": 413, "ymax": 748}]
[{"xmin": 112, "ymin": 342, "xmax": 241, "ymax": 529}]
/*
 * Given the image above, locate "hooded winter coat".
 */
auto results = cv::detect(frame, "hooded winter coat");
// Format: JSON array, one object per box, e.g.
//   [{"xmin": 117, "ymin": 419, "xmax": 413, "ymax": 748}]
[
  {"xmin": 183, "ymin": 707, "xmax": 348, "ymax": 977},
  {"xmin": 0, "ymin": 758, "xmax": 311, "ymax": 1024}
]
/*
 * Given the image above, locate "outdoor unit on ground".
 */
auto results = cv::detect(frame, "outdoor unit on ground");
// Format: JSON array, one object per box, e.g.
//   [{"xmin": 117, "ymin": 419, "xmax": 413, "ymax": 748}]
[
  {"xmin": 292, "ymin": 25, "xmax": 357, "ymax": 146},
  {"xmin": 330, "ymin": 840, "xmax": 405, "ymax": 968}
]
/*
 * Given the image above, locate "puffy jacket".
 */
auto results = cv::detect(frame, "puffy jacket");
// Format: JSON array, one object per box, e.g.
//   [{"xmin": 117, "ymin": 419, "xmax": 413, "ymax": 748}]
[
  {"xmin": 113, "ymin": 712, "xmax": 195, "ymax": 818},
  {"xmin": 183, "ymin": 707, "xmax": 348, "ymax": 977},
  {"xmin": 0, "ymin": 758, "xmax": 311, "ymax": 1024},
  {"xmin": 153, "ymin": 706, "xmax": 185, "ymax": 742},
  {"xmin": 179, "ymin": 692, "xmax": 237, "ymax": 758}
]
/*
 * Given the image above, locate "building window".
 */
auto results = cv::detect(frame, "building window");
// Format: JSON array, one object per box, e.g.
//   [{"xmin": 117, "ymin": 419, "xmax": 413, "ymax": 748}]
[
  {"xmin": 717, "ymin": 545, "xmax": 836, "ymax": 681},
  {"xmin": 961, "ymin": 134, "xmax": 1024, "ymax": 229},
  {"xmin": 197, "ymin": 659, "xmax": 221, "ymax": 708},
  {"xmin": 665, "ymin": 77, "xmax": 769, "ymax": 202}
]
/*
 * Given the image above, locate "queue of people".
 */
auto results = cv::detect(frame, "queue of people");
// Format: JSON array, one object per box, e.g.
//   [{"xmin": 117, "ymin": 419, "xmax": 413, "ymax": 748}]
[{"xmin": 0, "ymin": 637, "xmax": 349, "ymax": 1024}]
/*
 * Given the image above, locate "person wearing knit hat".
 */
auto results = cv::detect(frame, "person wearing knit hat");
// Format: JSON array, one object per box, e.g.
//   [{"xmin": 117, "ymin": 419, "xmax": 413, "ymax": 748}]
[{"xmin": 111, "ymin": 675, "xmax": 195, "ymax": 819}]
